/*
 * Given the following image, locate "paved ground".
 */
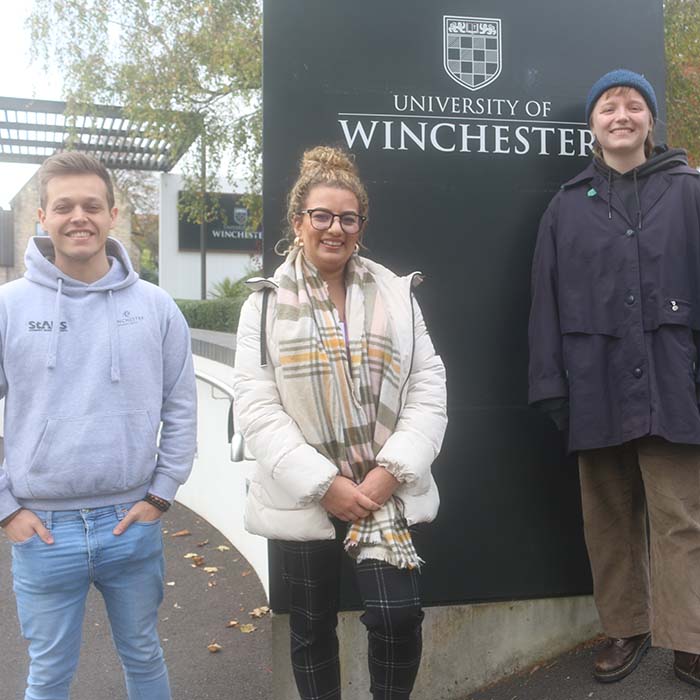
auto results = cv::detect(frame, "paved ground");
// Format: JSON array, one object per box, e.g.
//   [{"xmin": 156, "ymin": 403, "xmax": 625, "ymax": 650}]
[
  {"xmin": 0, "ymin": 502, "xmax": 272, "ymax": 700},
  {"xmin": 467, "ymin": 639, "xmax": 698, "ymax": 700}
]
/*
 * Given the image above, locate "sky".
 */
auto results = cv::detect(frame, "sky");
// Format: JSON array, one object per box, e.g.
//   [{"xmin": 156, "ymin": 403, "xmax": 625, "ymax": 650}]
[
  {"xmin": 0, "ymin": 3, "xmax": 240, "ymax": 211},
  {"xmin": 0, "ymin": 3, "xmax": 64, "ymax": 208}
]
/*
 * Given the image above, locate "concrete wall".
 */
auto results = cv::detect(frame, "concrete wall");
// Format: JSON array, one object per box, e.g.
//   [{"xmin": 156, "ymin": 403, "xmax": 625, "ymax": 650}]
[
  {"xmin": 273, "ymin": 596, "xmax": 600, "ymax": 699},
  {"xmin": 158, "ymin": 173, "xmax": 256, "ymax": 300},
  {"xmin": 5, "ymin": 170, "xmax": 136, "ymax": 283}
]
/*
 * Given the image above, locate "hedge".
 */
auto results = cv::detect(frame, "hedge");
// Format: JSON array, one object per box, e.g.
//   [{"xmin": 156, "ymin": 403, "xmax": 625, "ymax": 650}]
[{"xmin": 175, "ymin": 297, "xmax": 244, "ymax": 333}]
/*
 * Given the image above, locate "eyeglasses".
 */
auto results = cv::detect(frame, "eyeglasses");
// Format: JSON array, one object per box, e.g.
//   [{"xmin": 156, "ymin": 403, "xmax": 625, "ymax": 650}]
[{"xmin": 297, "ymin": 208, "xmax": 367, "ymax": 235}]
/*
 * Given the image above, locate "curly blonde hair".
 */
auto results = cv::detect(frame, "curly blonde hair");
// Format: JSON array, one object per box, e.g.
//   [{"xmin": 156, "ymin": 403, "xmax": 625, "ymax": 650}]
[{"xmin": 284, "ymin": 145, "xmax": 369, "ymax": 247}]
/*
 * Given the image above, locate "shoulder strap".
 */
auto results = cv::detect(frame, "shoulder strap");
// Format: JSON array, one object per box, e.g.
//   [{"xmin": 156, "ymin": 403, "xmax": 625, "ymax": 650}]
[{"xmin": 260, "ymin": 288, "xmax": 271, "ymax": 367}]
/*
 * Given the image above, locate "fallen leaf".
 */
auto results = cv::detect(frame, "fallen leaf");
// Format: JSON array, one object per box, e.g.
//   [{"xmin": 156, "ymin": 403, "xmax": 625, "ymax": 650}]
[
  {"xmin": 208, "ymin": 580, "xmax": 217, "ymax": 588},
  {"xmin": 241, "ymin": 570, "xmax": 251, "ymax": 577},
  {"xmin": 197, "ymin": 539, "xmax": 209, "ymax": 547},
  {"xmin": 162, "ymin": 529, "xmax": 169, "ymax": 534},
  {"xmin": 166, "ymin": 581, "xmax": 176, "ymax": 587},
  {"xmin": 183, "ymin": 553, "xmax": 199, "ymax": 559},
  {"xmin": 203, "ymin": 566, "xmax": 219, "ymax": 573},
  {"xmin": 233, "ymin": 557, "xmax": 240, "ymax": 562},
  {"xmin": 216, "ymin": 545, "xmax": 230, "ymax": 552},
  {"xmin": 250, "ymin": 606, "xmax": 270, "ymax": 619},
  {"xmin": 173, "ymin": 603, "xmax": 182, "ymax": 609},
  {"xmin": 207, "ymin": 642, "xmax": 223, "ymax": 653},
  {"xmin": 192, "ymin": 556, "xmax": 205, "ymax": 567},
  {"xmin": 225, "ymin": 620, "xmax": 239, "ymax": 628},
  {"xmin": 239, "ymin": 624, "xmax": 256, "ymax": 633},
  {"xmin": 171, "ymin": 529, "xmax": 191, "ymax": 537}
]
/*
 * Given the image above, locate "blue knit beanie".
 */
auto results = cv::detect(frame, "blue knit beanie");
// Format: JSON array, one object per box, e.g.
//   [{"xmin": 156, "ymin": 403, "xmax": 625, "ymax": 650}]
[{"xmin": 585, "ymin": 69, "xmax": 658, "ymax": 123}]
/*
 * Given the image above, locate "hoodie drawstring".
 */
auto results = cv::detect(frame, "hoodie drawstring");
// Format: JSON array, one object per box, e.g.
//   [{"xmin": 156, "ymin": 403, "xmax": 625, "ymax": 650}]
[
  {"xmin": 607, "ymin": 169, "xmax": 613, "ymax": 220},
  {"xmin": 108, "ymin": 290, "xmax": 121, "ymax": 382},
  {"xmin": 46, "ymin": 278, "xmax": 63, "ymax": 369},
  {"xmin": 633, "ymin": 168, "xmax": 643, "ymax": 229}
]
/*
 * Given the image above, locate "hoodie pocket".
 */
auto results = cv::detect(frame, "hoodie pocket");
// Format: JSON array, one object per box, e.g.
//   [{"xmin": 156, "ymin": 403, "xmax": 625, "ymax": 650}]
[{"xmin": 25, "ymin": 411, "xmax": 157, "ymax": 499}]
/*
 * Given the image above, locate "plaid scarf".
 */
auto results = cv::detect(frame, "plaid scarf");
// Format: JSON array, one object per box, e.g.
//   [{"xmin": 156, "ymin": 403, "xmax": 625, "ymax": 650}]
[{"xmin": 276, "ymin": 247, "xmax": 421, "ymax": 569}]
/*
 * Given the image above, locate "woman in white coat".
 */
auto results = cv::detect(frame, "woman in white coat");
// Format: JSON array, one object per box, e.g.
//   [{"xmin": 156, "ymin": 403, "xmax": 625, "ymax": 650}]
[{"xmin": 232, "ymin": 145, "xmax": 447, "ymax": 700}]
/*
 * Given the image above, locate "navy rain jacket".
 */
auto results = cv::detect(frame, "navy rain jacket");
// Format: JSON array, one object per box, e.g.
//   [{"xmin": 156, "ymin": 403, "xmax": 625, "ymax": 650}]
[{"xmin": 528, "ymin": 147, "xmax": 700, "ymax": 452}]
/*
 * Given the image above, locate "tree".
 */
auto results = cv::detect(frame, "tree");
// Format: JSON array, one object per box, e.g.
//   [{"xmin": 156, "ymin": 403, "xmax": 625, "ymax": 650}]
[
  {"xmin": 665, "ymin": 0, "xmax": 700, "ymax": 165},
  {"xmin": 114, "ymin": 170, "xmax": 159, "ymax": 282},
  {"xmin": 29, "ymin": 0, "xmax": 262, "ymax": 207},
  {"xmin": 209, "ymin": 270, "xmax": 256, "ymax": 302}
]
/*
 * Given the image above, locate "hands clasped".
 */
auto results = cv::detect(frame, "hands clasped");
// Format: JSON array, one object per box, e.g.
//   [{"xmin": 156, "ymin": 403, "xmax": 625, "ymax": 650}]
[{"xmin": 320, "ymin": 468, "xmax": 400, "ymax": 522}]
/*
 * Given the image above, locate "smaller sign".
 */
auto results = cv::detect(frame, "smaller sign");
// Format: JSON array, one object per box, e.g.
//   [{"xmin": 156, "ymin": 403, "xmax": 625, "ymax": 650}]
[{"xmin": 178, "ymin": 192, "xmax": 262, "ymax": 253}]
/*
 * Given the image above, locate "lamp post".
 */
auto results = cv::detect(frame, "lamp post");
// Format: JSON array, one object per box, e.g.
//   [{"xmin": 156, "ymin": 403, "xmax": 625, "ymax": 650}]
[{"xmin": 199, "ymin": 132, "xmax": 207, "ymax": 300}]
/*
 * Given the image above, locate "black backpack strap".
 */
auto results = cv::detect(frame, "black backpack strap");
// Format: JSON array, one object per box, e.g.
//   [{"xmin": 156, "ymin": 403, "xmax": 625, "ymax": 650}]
[{"xmin": 260, "ymin": 288, "xmax": 271, "ymax": 367}]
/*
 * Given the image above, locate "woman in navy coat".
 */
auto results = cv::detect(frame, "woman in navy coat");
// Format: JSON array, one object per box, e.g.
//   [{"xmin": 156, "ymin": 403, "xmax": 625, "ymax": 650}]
[{"xmin": 529, "ymin": 69, "xmax": 700, "ymax": 688}]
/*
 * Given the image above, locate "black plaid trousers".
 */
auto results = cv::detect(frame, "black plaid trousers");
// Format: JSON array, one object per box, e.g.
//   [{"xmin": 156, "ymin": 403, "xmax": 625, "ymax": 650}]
[{"xmin": 276, "ymin": 530, "xmax": 423, "ymax": 700}]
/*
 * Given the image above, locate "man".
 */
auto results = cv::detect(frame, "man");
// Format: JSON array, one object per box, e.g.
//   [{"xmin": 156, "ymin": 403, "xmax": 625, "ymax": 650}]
[{"xmin": 0, "ymin": 152, "xmax": 197, "ymax": 700}]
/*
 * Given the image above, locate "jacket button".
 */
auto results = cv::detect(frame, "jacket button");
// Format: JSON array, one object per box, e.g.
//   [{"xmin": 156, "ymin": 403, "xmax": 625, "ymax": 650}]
[
  {"xmin": 633, "ymin": 367, "xmax": 643, "ymax": 378},
  {"xmin": 625, "ymin": 294, "xmax": 635, "ymax": 305},
  {"xmin": 625, "ymin": 229, "xmax": 636, "ymax": 237}
]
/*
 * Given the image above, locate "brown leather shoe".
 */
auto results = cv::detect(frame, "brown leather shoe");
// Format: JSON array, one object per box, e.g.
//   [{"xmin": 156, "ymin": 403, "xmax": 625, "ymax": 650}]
[
  {"xmin": 674, "ymin": 651, "xmax": 700, "ymax": 687},
  {"xmin": 593, "ymin": 632, "xmax": 651, "ymax": 682}
]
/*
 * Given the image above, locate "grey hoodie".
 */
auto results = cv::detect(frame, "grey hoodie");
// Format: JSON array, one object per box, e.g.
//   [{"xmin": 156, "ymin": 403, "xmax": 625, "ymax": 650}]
[{"xmin": 0, "ymin": 236, "xmax": 197, "ymax": 519}]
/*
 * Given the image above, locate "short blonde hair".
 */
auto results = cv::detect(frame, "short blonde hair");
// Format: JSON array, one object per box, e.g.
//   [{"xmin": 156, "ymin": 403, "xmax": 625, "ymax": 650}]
[{"xmin": 38, "ymin": 152, "xmax": 115, "ymax": 209}]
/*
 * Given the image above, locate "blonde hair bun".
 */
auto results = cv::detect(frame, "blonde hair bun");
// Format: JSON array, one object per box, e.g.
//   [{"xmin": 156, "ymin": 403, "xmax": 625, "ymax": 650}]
[
  {"xmin": 300, "ymin": 146, "xmax": 358, "ymax": 176},
  {"xmin": 283, "ymin": 143, "xmax": 369, "ymax": 251}
]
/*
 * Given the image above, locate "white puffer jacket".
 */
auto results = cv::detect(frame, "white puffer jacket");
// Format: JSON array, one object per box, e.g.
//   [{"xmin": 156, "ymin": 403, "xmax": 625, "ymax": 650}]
[{"xmin": 231, "ymin": 257, "xmax": 447, "ymax": 541}]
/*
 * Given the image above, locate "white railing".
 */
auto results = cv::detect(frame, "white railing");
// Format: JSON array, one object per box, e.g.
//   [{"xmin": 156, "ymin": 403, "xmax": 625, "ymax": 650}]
[{"xmin": 174, "ymin": 358, "xmax": 269, "ymax": 597}]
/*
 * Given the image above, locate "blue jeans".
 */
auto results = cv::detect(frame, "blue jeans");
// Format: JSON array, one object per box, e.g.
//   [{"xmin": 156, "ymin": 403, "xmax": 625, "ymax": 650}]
[{"xmin": 11, "ymin": 503, "xmax": 171, "ymax": 700}]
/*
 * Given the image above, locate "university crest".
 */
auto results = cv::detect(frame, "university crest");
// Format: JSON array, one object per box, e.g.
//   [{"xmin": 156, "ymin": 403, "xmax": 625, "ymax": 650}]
[
  {"xmin": 233, "ymin": 206, "xmax": 248, "ymax": 227},
  {"xmin": 443, "ymin": 16, "xmax": 502, "ymax": 91}
]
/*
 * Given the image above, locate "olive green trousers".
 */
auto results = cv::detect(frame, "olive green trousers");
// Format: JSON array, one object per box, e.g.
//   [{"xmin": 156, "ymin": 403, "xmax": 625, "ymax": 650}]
[{"xmin": 579, "ymin": 436, "xmax": 700, "ymax": 654}]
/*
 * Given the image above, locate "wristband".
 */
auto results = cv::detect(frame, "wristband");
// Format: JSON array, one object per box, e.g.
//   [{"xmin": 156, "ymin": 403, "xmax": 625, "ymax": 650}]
[{"xmin": 143, "ymin": 493, "xmax": 171, "ymax": 512}]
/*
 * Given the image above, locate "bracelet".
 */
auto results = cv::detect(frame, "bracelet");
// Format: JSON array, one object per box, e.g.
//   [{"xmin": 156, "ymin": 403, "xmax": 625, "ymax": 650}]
[
  {"xmin": 0, "ymin": 508, "xmax": 22, "ymax": 528},
  {"xmin": 143, "ymin": 493, "xmax": 171, "ymax": 512}
]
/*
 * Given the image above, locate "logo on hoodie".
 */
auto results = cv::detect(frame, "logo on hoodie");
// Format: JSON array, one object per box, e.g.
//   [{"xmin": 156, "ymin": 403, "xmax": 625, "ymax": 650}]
[
  {"xmin": 28, "ymin": 321, "xmax": 68, "ymax": 332},
  {"xmin": 117, "ymin": 309, "xmax": 144, "ymax": 327}
]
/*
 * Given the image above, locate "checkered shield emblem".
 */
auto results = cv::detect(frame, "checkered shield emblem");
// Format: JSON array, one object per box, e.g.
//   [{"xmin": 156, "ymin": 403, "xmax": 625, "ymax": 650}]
[
  {"xmin": 444, "ymin": 16, "xmax": 502, "ymax": 91},
  {"xmin": 233, "ymin": 206, "xmax": 248, "ymax": 226}
]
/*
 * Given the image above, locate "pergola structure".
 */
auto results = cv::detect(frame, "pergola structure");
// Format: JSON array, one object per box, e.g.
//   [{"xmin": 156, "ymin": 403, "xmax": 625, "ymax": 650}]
[
  {"xmin": 0, "ymin": 96, "xmax": 198, "ymax": 171},
  {"xmin": 0, "ymin": 96, "xmax": 213, "ymax": 298}
]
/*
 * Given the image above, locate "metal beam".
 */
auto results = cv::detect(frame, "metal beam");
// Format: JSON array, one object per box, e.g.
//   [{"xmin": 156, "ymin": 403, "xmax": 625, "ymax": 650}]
[{"xmin": 0, "ymin": 96, "xmax": 197, "ymax": 173}]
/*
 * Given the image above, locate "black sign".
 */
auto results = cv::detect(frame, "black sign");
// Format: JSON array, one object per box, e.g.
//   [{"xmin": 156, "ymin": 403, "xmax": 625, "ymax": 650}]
[
  {"xmin": 263, "ymin": 0, "xmax": 665, "ymax": 609},
  {"xmin": 178, "ymin": 192, "xmax": 262, "ymax": 252}
]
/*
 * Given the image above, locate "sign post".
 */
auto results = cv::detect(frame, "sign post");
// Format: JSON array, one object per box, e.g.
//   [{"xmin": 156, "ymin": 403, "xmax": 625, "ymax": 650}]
[{"xmin": 263, "ymin": 0, "xmax": 665, "ymax": 637}]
